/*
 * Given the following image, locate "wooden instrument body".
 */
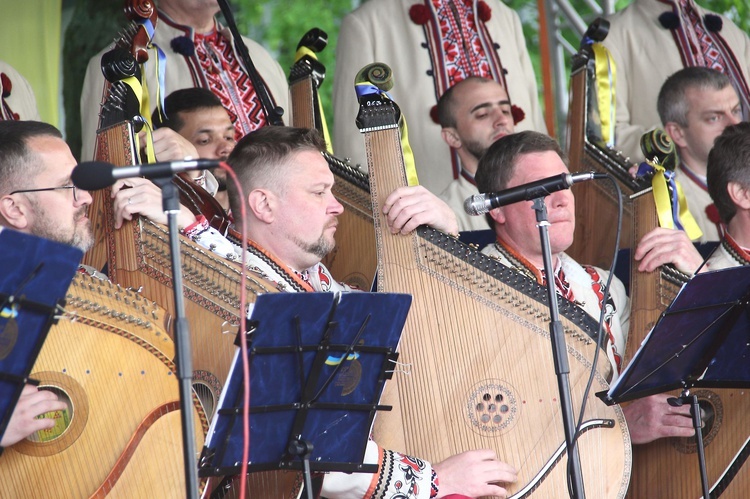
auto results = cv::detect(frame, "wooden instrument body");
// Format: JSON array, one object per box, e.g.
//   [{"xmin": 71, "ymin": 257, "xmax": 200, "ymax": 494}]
[
  {"xmin": 566, "ymin": 51, "xmax": 646, "ymax": 270},
  {"xmin": 0, "ymin": 273, "xmax": 206, "ymax": 498},
  {"xmin": 323, "ymin": 155, "xmax": 376, "ymax": 290},
  {"xmin": 287, "ymin": 37, "xmax": 377, "ymax": 289},
  {"xmin": 625, "ymin": 191, "xmax": 750, "ymax": 499},
  {"xmin": 364, "ymin": 124, "xmax": 631, "ymax": 498}
]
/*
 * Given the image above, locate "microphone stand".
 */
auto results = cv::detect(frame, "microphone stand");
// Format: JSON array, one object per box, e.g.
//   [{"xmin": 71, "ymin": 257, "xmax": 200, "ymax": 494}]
[
  {"xmin": 532, "ymin": 196, "xmax": 586, "ymax": 499},
  {"xmin": 155, "ymin": 177, "xmax": 199, "ymax": 498}
]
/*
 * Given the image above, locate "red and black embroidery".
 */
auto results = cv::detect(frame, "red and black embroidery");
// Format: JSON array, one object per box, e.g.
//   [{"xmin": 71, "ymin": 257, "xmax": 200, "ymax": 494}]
[{"xmin": 584, "ymin": 266, "xmax": 622, "ymax": 372}]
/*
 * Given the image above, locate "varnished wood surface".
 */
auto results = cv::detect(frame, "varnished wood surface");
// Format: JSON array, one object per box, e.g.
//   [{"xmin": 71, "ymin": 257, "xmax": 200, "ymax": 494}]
[
  {"xmin": 0, "ymin": 273, "xmax": 206, "ymax": 498},
  {"xmin": 625, "ymin": 191, "xmax": 750, "ymax": 499},
  {"xmin": 365, "ymin": 125, "xmax": 630, "ymax": 498}
]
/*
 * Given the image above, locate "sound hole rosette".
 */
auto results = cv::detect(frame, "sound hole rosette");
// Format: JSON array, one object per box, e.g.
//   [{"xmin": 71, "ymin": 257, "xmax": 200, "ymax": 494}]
[
  {"xmin": 672, "ymin": 389, "xmax": 724, "ymax": 454},
  {"xmin": 13, "ymin": 371, "xmax": 89, "ymax": 457},
  {"xmin": 192, "ymin": 369, "xmax": 222, "ymax": 419},
  {"xmin": 466, "ymin": 379, "xmax": 519, "ymax": 436}
]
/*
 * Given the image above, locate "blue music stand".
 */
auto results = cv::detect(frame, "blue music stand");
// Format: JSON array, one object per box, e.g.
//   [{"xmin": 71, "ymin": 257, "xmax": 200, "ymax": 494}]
[
  {"xmin": 0, "ymin": 229, "xmax": 83, "ymax": 446},
  {"xmin": 601, "ymin": 265, "xmax": 750, "ymax": 498},
  {"xmin": 604, "ymin": 265, "xmax": 750, "ymax": 402},
  {"xmin": 198, "ymin": 292, "xmax": 410, "ymax": 483}
]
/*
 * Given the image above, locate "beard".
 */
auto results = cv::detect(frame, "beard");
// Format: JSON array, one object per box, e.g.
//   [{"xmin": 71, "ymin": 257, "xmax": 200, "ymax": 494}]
[
  {"xmin": 30, "ymin": 201, "xmax": 94, "ymax": 252},
  {"xmin": 294, "ymin": 233, "xmax": 335, "ymax": 260},
  {"xmin": 293, "ymin": 221, "xmax": 337, "ymax": 261},
  {"xmin": 464, "ymin": 138, "xmax": 489, "ymax": 162}
]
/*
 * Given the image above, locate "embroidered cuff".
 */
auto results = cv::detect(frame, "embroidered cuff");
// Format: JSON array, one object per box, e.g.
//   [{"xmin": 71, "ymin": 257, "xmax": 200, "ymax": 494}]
[
  {"xmin": 181, "ymin": 214, "xmax": 208, "ymax": 238},
  {"xmin": 430, "ymin": 468, "xmax": 439, "ymax": 498},
  {"xmin": 369, "ymin": 447, "xmax": 433, "ymax": 499}
]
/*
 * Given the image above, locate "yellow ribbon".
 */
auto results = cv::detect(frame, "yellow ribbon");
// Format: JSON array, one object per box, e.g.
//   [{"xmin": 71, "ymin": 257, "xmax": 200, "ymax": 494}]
[
  {"xmin": 121, "ymin": 74, "xmax": 156, "ymax": 164},
  {"xmin": 591, "ymin": 43, "xmax": 616, "ymax": 147},
  {"xmin": 399, "ymin": 115, "xmax": 419, "ymax": 187},
  {"xmin": 294, "ymin": 46, "xmax": 333, "ymax": 154},
  {"xmin": 649, "ymin": 161, "xmax": 703, "ymax": 240}
]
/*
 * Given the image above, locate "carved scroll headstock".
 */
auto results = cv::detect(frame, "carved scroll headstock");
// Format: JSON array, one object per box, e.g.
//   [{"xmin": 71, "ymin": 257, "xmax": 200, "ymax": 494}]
[
  {"xmin": 354, "ymin": 63, "xmax": 401, "ymax": 131},
  {"xmin": 288, "ymin": 28, "xmax": 328, "ymax": 87},
  {"xmin": 124, "ymin": 0, "xmax": 157, "ymax": 64},
  {"xmin": 640, "ymin": 128, "xmax": 678, "ymax": 172},
  {"xmin": 571, "ymin": 17, "xmax": 610, "ymax": 72}
]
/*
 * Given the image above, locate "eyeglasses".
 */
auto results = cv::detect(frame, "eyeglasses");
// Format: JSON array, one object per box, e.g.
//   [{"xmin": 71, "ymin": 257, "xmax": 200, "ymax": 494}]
[{"xmin": 10, "ymin": 184, "xmax": 79, "ymax": 202}]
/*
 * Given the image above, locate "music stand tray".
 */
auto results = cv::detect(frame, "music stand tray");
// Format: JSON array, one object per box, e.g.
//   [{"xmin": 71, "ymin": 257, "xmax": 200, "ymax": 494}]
[
  {"xmin": 198, "ymin": 291, "xmax": 411, "ymax": 477},
  {"xmin": 603, "ymin": 265, "xmax": 750, "ymax": 405},
  {"xmin": 0, "ymin": 229, "xmax": 83, "ymax": 444}
]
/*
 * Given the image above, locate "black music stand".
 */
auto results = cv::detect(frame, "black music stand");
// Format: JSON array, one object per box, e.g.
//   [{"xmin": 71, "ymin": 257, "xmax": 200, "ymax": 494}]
[
  {"xmin": 198, "ymin": 292, "xmax": 410, "ymax": 495},
  {"xmin": 600, "ymin": 265, "xmax": 750, "ymax": 498},
  {"xmin": 0, "ymin": 229, "xmax": 82, "ymax": 446}
]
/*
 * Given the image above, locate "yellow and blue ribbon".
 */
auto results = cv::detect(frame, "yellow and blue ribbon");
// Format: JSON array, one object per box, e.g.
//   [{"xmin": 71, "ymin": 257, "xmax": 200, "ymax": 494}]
[{"xmin": 354, "ymin": 83, "xmax": 419, "ymax": 187}]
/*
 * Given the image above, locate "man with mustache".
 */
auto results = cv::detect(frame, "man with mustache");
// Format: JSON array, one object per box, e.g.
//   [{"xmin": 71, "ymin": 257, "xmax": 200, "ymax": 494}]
[
  {"xmin": 437, "ymin": 77, "xmax": 515, "ymax": 231},
  {"xmin": 185, "ymin": 125, "xmax": 518, "ymax": 498},
  {"xmin": 0, "ymin": 120, "xmax": 91, "ymax": 449}
]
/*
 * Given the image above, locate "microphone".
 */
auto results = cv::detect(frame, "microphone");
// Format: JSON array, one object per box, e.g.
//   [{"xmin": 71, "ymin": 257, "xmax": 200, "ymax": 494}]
[
  {"xmin": 71, "ymin": 158, "xmax": 220, "ymax": 191},
  {"xmin": 464, "ymin": 171, "xmax": 607, "ymax": 215}
]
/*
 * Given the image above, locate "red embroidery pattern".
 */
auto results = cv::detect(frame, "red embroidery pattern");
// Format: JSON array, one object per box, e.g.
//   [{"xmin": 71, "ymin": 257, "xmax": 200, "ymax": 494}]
[
  {"xmin": 0, "ymin": 72, "xmax": 19, "ymax": 121},
  {"xmin": 678, "ymin": 0, "xmax": 726, "ymax": 71},
  {"xmin": 541, "ymin": 267, "xmax": 574, "ymax": 302},
  {"xmin": 667, "ymin": 0, "xmax": 750, "ymax": 114},
  {"xmin": 431, "ymin": 0, "xmax": 491, "ymax": 84},
  {"xmin": 584, "ymin": 266, "xmax": 622, "ymax": 372},
  {"xmin": 317, "ymin": 266, "xmax": 332, "ymax": 291},
  {"xmin": 193, "ymin": 31, "xmax": 267, "ymax": 139}
]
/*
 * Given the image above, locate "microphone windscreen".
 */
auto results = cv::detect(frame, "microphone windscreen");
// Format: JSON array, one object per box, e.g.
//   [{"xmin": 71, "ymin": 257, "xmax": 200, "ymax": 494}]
[
  {"xmin": 464, "ymin": 194, "xmax": 485, "ymax": 216},
  {"xmin": 72, "ymin": 161, "xmax": 117, "ymax": 191}
]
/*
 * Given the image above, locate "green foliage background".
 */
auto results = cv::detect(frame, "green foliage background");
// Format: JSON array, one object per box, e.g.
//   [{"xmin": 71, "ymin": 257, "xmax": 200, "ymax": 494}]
[{"xmin": 63, "ymin": 0, "xmax": 749, "ymax": 159}]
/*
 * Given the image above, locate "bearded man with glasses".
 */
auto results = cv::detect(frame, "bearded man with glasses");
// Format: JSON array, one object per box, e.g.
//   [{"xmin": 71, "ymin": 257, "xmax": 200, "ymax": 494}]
[{"xmin": 0, "ymin": 121, "xmax": 93, "ymax": 252}]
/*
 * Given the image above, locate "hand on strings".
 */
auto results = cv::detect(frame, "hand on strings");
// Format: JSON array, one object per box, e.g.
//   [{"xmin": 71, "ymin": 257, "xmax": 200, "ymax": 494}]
[
  {"xmin": 434, "ymin": 449, "xmax": 518, "ymax": 498},
  {"xmin": 383, "ymin": 186, "xmax": 459, "ymax": 237},
  {"xmin": 622, "ymin": 393, "xmax": 695, "ymax": 444},
  {"xmin": 112, "ymin": 176, "xmax": 196, "ymax": 230},
  {"xmin": 139, "ymin": 128, "xmax": 199, "ymax": 163},
  {"xmin": 1, "ymin": 385, "xmax": 67, "ymax": 447},
  {"xmin": 633, "ymin": 227, "xmax": 705, "ymax": 274}
]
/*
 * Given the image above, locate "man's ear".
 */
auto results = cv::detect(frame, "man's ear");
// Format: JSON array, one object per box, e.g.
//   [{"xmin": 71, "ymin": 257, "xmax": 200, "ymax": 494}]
[
  {"xmin": 727, "ymin": 181, "xmax": 750, "ymax": 211},
  {"xmin": 664, "ymin": 121, "xmax": 687, "ymax": 149},
  {"xmin": 0, "ymin": 195, "xmax": 29, "ymax": 230},
  {"xmin": 441, "ymin": 127, "xmax": 462, "ymax": 150},
  {"xmin": 246, "ymin": 188, "xmax": 275, "ymax": 224},
  {"xmin": 487, "ymin": 206, "xmax": 506, "ymax": 226}
]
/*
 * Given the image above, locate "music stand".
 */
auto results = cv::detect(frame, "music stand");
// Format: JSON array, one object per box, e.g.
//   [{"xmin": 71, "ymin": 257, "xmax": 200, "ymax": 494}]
[
  {"xmin": 600, "ymin": 265, "xmax": 750, "ymax": 498},
  {"xmin": 0, "ymin": 229, "xmax": 82, "ymax": 446},
  {"xmin": 198, "ymin": 292, "xmax": 410, "ymax": 492}
]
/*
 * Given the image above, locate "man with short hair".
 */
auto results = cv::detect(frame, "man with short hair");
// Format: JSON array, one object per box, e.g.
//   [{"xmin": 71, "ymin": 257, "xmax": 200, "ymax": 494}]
[
  {"xmin": 0, "ymin": 121, "xmax": 93, "ymax": 251},
  {"xmin": 154, "ymin": 87, "xmax": 236, "ymax": 210},
  {"xmin": 602, "ymin": 0, "xmax": 750, "ymax": 163},
  {"xmin": 475, "ymin": 130, "xmax": 706, "ymax": 444},
  {"xmin": 658, "ymin": 67, "xmax": 742, "ymax": 243},
  {"xmin": 706, "ymin": 122, "xmax": 750, "ymax": 269},
  {"xmin": 332, "ymin": 0, "xmax": 545, "ymax": 196},
  {"xmin": 437, "ymin": 77, "xmax": 515, "ymax": 231},
  {"xmin": 186, "ymin": 126, "xmax": 515, "ymax": 498},
  {"xmin": 110, "ymin": 87, "xmax": 237, "ymax": 231},
  {"xmin": 0, "ymin": 120, "xmax": 88, "ymax": 448}
]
